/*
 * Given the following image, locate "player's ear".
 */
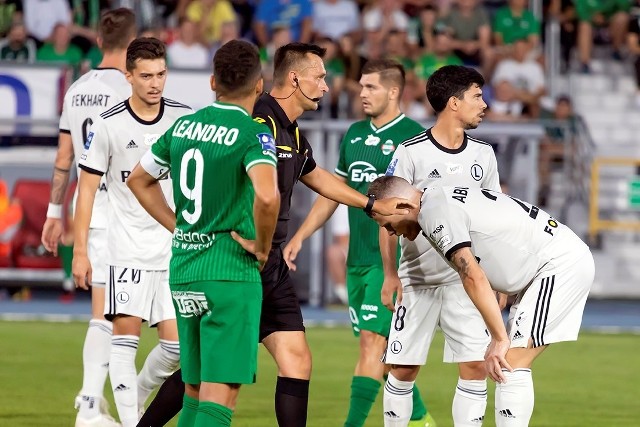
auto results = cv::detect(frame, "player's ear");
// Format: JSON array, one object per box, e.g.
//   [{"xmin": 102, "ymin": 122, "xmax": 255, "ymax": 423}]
[
  {"xmin": 210, "ymin": 74, "xmax": 217, "ymax": 92},
  {"xmin": 96, "ymin": 36, "xmax": 103, "ymax": 50},
  {"xmin": 448, "ymin": 95, "xmax": 459, "ymax": 112},
  {"xmin": 256, "ymin": 77, "xmax": 264, "ymax": 96}
]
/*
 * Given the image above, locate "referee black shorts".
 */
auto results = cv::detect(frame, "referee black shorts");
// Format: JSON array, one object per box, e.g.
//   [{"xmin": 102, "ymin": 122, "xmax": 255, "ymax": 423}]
[{"xmin": 259, "ymin": 245, "xmax": 305, "ymax": 342}]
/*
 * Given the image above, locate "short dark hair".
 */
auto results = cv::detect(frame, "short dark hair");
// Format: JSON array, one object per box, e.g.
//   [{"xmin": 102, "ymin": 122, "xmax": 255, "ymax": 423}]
[
  {"xmin": 367, "ymin": 176, "xmax": 413, "ymax": 200},
  {"xmin": 273, "ymin": 43, "xmax": 326, "ymax": 86},
  {"xmin": 126, "ymin": 37, "xmax": 166, "ymax": 71},
  {"xmin": 99, "ymin": 8, "xmax": 136, "ymax": 52},
  {"xmin": 213, "ymin": 39, "xmax": 262, "ymax": 97},
  {"xmin": 361, "ymin": 59, "xmax": 406, "ymax": 94},
  {"xmin": 426, "ymin": 65, "xmax": 485, "ymax": 113}
]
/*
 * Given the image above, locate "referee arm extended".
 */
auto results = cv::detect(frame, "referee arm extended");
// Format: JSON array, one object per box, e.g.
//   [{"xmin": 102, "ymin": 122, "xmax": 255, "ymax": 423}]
[{"xmin": 300, "ymin": 167, "xmax": 416, "ymax": 216}]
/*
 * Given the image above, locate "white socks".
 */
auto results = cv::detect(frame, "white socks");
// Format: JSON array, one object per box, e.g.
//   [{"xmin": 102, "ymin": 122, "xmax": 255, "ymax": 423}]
[
  {"xmin": 453, "ymin": 378, "xmax": 488, "ymax": 426},
  {"xmin": 110, "ymin": 335, "xmax": 140, "ymax": 427},
  {"xmin": 137, "ymin": 339, "xmax": 180, "ymax": 408},
  {"xmin": 77, "ymin": 319, "xmax": 112, "ymax": 419},
  {"xmin": 495, "ymin": 369, "xmax": 534, "ymax": 427},
  {"xmin": 383, "ymin": 373, "xmax": 414, "ymax": 426}
]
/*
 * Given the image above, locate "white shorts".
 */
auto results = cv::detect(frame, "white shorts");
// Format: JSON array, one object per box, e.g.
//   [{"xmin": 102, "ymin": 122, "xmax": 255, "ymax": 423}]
[
  {"xmin": 508, "ymin": 248, "xmax": 594, "ymax": 348},
  {"xmin": 88, "ymin": 228, "xmax": 107, "ymax": 287},
  {"xmin": 384, "ymin": 283, "xmax": 490, "ymax": 365},
  {"xmin": 105, "ymin": 265, "xmax": 176, "ymax": 326}
]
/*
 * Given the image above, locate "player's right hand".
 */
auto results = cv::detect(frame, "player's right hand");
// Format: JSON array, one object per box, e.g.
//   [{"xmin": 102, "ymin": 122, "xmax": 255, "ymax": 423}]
[
  {"xmin": 381, "ymin": 274, "xmax": 402, "ymax": 312},
  {"xmin": 41, "ymin": 218, "xmax": 64, "ymax": 256},
  {"xmin": 484, "ymin": 338, "xmax": 513, "ymax": 383},
  {"xmin": 72, "ymin": 254, "xmax": 92, "ymax": 290},
  {"xmin": 283, "ymin": 237, "xmax": 302, "ymax": 271}
]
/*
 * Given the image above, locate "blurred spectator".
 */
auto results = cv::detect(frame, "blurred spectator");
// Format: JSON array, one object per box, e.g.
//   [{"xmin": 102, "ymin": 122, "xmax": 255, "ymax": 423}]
[
  {"xmin": 339, "ymin": 33, "xmax": 367, "ymax": 116},
  {"xmin": 22, "ymin": 0, "xmax": 70, "ymax": 42},
  {"xmin": 0, "ymin": 0, "xmax": 22, "ymax": 37},
  {"xmin": 402, "ymin": 0, "xmax": 439, "ymax": 54},
  {"xmin": 414, "ymin": 30, "xmax": 463, "ymax": 86},
  {"xmin": 111, "ymin": 0, "xmax": 159, "ymax": 32},
  {"xmin": 313, "ymin": 0, "xmax": 360, "ymax": 41},
  {"xmin": 493, "ymin": 0, "xmax": 541, "ymax": 49},
  {"xmin": 317, "ymin": 36, "xmax": 346, "ymax": 117},
  {"xmin": 538, "ymin": 95, "xmax": 577, "ymax": 205},
  {"xmin": 438, "ymin": 0, "xmax": 494, "ymax": 75},
  {"xmin": 0, "ymin": 20, "xmax": 36, "ymax": 61},
  {"xmin": 260, "ymin": 25, "xmax": 292, "ymax": 89},
  {"xmin": 628, "ymin": 3, "xmax": 640, "ymax": 105},
  {"xmin": 67, "ymin": 0, "xmax": 109, "ymax": 55},
  {"xmin": 362, "ymin": 0, "xmax": 410, "ymax": 59},
  {"xmin": 576, "ymin": 0, "xmax": 630, "ymax": 72},
  {"xmin": 230, "ymin": 0, "xmax": 255, "ymax": 38},
  {"xmin": 167, "ymin": 18, "xmax": 209, "ymax": 69},
  {"xmin": 0, "ymin": 179, "xmax": 22, "ymax": 262},
  {"xmin": 544, "ymin": 0, "xmax": 577, "ymax": 72},
  {"xmin": 186, "ymin": 0, "xmax": 237, "ymax": 45},
  {"xmin": 210, "ymin": 19, "xmax": 241, "ymax": 58},
  {"xmin": 384, "ymin": 29, "xmax": 414, "ymax": 72},
  {"xmin": 36, "ymin": 23, "xmax": 83, "ymax": 67},
  {"xmin": 485, "ymin": 80, "xmax": 526, "ymax": 121},
  {"xmin": 325, "ymin": 203, "xmax": 349, "ymax": 305},
  {"xmin": 491, "ymin": 38, "xmax": 546, "ymax": 118},
  {"xmin": 253, "ymin": 0, "xmax": 313, "ymax": 47}
]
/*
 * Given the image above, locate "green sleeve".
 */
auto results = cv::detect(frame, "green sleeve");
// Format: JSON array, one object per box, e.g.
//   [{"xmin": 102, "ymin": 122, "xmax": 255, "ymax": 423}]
[
  {"xmin": 150, "ymin": 124, "xmax": 174, "ymax": 167},
  {"xmin": 335, "ymin": 129, "xmax": 349, "ymax": 178},
  {"xmin": 243, "ymin": 122, "xmax": 278, "ymax": 172}
]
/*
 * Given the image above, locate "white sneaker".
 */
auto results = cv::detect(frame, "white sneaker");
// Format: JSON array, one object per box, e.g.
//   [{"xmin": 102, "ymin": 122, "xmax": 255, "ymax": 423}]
[{"xmin": 75, "ymin": 413, "xmax": 121, "ymax": 427}]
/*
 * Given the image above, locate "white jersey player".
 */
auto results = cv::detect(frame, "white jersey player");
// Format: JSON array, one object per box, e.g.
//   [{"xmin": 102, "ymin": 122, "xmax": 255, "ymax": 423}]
[
  {"xmin": 379, "ymin": 65, "xmax": 500, "ymax": 427},
  {"xmin": 40, "ymin": 8, "xmax": 137, "ymax": 427},
  {"xmin": 369, "ymin": 176, "xmax": 594, "ymax": 427},
  {"xmin": 73, "ymin": 37, "xmax": 191, "ymax": 427}
]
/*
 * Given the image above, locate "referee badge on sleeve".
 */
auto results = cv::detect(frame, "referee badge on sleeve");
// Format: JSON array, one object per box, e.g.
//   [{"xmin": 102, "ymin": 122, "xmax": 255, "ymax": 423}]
[{"xmin": 257, "ymin": 133, "xmax": 276, "ymax": 154}]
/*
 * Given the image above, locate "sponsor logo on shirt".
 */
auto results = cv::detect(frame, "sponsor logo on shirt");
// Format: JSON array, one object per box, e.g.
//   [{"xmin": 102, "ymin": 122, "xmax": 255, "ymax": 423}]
[
  {"xmin": 436, "ymin": 235, "xmax": 451, "ymax": 250},
  {"xmin": 348, "ymin": 161, "xmax": 384, "ymax": 183},
  {"xmin": 428, "ymin": 169, "xmax": 441, "ymax": 179},
  {"xmin": 172, "ymin": 291, "xmax": 210, "ymax": 317},
  {"xmin": 143, "ymin": 133, "xmax": 161, "ymax": 146},
  {"xmin": 350, "ymin": 136, "xmax": 362, "ymax": 144}
]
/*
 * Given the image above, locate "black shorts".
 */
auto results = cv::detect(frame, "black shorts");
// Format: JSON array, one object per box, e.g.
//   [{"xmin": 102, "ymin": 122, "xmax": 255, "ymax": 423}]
[{"xmin": 259, "ymin": 246, "xmax": 305, "ymax": 342}]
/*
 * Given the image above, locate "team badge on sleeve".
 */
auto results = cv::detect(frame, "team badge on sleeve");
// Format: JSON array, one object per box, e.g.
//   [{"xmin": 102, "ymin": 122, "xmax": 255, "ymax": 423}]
[
  {"xmin": 385, "ymin": 158, "xmax": 398, "ymax": 176},
  {"xmin": 84, "ymin": 131, "xmax": 94, "ymax": 149},
  {"xmin": 257, "ymin": 133, "xmax": 276, "ymax": 154}
]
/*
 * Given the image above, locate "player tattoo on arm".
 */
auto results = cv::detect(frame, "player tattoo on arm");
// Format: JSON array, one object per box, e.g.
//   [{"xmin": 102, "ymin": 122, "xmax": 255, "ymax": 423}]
[
  {"xmin": 452, "ymin": 251, "xmax": 471, "ymax": 281},
  {"xmin": 50, "ymin": 167, "xmax": 71, "ymax": 204}
]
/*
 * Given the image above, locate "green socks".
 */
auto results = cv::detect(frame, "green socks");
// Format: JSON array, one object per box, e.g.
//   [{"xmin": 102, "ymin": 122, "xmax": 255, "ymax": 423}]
[
  {"xmin": 177, "ymin": 394, "xmax": 198, "ymax": 427},
  {"xmin": 178, "ymin": 395, "xmax": 234, "ymax": 427},
  {"xmin": 410, "ymin": 383, "xmax": 427, "ymax": 421},
  {"xmin": 344, "ymin": 376, "xmax": 381, "ymax": 427},
  {"xmin": 195, "ymin": 401, "xmax": 233, "ymax": 427}
]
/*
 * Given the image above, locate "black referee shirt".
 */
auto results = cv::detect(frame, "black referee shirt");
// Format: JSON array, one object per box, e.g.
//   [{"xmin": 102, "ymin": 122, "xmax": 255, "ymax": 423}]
[{"xmin": 253, "ymin": 93, "xmax": 317, "ymax": 246}]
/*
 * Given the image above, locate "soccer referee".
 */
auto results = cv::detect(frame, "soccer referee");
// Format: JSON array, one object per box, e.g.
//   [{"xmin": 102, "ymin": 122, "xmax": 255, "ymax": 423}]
[{"xmin": 137, "ymin": 42, "xmax": 414, "ymax": 427}]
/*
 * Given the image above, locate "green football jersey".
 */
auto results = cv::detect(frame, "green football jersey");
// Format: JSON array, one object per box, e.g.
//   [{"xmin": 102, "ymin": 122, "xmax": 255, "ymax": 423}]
[
  {"xmin": 335, "ymin": 114, "xmax": 424, "ymax": 266},
  {"xmin": 150, "ymin": 101, "xmax": 278, "ymax": 285}
]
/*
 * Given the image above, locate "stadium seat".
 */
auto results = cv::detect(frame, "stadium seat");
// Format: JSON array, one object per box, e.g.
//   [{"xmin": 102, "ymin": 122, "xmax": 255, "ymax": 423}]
[{"xmin": 10, "ymin": 180, "xmax": 61, "ymax": 269}]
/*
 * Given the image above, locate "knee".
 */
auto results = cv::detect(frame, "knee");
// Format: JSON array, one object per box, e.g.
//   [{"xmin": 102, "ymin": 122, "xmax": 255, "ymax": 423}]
[
  {"xmin": 359, "ymin": 331, "xmax": 387, "ymax": 360},
  {"xmin": 459, "ymin": 361, "xmax": 487, "ymax": 380},
  {"xmin": 390, "ymin": 365, "xmax": 420, "ymax": 382}
]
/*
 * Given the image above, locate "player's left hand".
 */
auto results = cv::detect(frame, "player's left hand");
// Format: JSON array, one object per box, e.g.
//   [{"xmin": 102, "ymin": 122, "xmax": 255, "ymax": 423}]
[
  {"xmin": 484, "ymin": 338, "xmax": 513, "ymax": 383},
  {"xmin": 373, "ymin": 198, "xmax": 417, "ymax": 216},
  {"xmin": 231, "ymin": 231, "xmax": 256, "ymax": 254},
  {"xmin": 283, "ymin": 237, "xmax": 302, "ymax": 271}
]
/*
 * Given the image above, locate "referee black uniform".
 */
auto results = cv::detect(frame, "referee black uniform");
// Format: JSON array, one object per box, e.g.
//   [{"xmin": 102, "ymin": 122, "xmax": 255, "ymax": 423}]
[{"xmin": 253, "ymin": 92, "xmax": 316, "ymax": 341}]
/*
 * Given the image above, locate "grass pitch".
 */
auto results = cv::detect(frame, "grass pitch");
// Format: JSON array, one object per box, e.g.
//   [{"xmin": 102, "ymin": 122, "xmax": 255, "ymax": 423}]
[{"xmin": 0, "ymin": 321, "xmax": 638, "ymax": 426}]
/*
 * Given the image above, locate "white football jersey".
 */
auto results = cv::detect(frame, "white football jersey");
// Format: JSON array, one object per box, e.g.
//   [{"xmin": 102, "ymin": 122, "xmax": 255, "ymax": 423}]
[
  {"xmin": 79, "ymin": 98, "xmax": 192, "ymax": 270},
  {"xmin": 387, "ymin": 128, "xmax": 501, "ymax": 288},
  {"xmin": 419, "ymin": 186, "xmax": 588, "ymax": 294},
  {"xmin": 59, "ymin": 68, "xmax": 131, "ymax": 229}
]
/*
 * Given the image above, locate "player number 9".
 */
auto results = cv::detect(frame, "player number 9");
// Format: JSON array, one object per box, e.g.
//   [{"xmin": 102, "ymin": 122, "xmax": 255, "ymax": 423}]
[{"xmin": 180, "ymin": 148, "xmax": 204, "ymax": 224}]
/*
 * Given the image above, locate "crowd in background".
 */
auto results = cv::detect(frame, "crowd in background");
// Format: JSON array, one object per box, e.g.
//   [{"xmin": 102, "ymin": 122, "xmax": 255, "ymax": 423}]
[{"xmin": 2, "ymin": 0, "xmax": 629, "ymax": 121}]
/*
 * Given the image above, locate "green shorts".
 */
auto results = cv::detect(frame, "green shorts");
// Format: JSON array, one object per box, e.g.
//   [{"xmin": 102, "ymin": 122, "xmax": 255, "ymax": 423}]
[
  {"xmin": 346, "ymin": 265, "xmax": 393, "ymax": 338},
  {"xmin": 575, "ymin": 0, "xmax": 631, "ymax": 22},
  {"xmin": 170, "ymin": 280, "xmax": 262, "ymax": 385}
]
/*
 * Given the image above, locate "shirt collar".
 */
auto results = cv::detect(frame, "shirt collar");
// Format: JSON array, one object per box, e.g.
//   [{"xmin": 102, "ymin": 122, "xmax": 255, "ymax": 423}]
[{"xmin": 261, "ymin": 93, "xmax": 297, "ymax": 130}]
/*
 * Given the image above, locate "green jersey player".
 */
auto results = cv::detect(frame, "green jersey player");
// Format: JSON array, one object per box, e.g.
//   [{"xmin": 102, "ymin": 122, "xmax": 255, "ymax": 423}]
[
  {"xmin": 284, "ymin": 59, "xmax": 435, "ymax": 427},
  {"xmin": 127, "ymin": 40, "xmax": 280, "ymax": 427}
]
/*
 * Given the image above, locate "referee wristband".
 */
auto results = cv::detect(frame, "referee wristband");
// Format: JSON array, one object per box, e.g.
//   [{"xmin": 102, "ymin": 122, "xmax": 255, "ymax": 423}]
[
  {"xmin": 363, "ymin": 194, "xmax": 376, "ymax": 218},
  {"xmin": 47, "ymin": 203, "xmax": 63, "ymax": 219}
]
